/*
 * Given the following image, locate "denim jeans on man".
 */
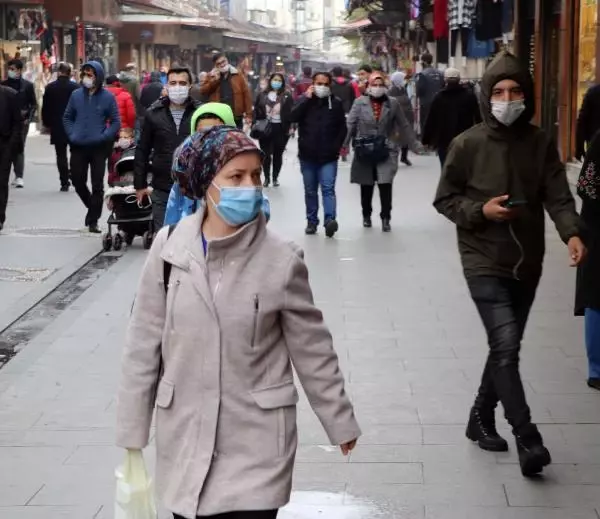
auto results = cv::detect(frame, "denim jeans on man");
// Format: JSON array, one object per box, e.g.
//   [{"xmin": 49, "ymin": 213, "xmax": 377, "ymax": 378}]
[
  {"xmin": 299, "ymin": 160, "xmax": 337, "ymax": 226},
  {"xmin": 467, "ymin": 275, "xmax": 538, "ymax": 434}
]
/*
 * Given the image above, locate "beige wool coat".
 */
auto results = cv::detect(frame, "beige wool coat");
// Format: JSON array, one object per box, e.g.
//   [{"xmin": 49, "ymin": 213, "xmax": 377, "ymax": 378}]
[{"xmin": 116, "ymin": 209, "xmax": 361, "ymax": 519}]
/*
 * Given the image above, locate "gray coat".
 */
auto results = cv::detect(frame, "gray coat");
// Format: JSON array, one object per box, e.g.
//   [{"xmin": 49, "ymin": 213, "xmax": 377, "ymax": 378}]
[
  {"xmin": 116, "ymin": 209, "xmax": 361, "ymax": 519},
  {"xmin": 345, "ymin": 95, "xmax": 417, "ymax": 185}
]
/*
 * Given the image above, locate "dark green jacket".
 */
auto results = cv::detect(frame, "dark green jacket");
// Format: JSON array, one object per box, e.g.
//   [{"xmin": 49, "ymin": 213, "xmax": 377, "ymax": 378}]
[{"xmin": 434, "ymin": 51, "xmax": 580, "ymax": 280}]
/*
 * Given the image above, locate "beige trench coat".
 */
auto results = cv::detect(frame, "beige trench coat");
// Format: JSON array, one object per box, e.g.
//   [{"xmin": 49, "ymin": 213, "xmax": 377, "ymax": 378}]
[{"xmin": 116, "ymin": 210, "xmax": 361, "ymax": 519}]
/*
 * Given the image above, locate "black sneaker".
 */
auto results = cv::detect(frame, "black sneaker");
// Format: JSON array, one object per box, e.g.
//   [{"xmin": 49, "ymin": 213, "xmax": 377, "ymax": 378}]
[
  {"xmin": 263, "ymin": 179, "xmax": 270, "ymax": 188},
  {"xmin": 60, "ymin": 185, "xmax": 70, "ymax": 192},
  {"xmin": 382, "ymin": 219, "xmax": 392, "ymax": 232},
  {"xmin": 305, "ymin": 223, "xmax": 318, "ymax": 235},
  {"xmin": 273, "ymin": 179, "xmax": 280, "ymax": 187},
  {"xmin": 401, "ymin": 157, "xmax": 413, "ymax": 166},
  {"xmin": 88, "ymin": 225, "xmax": 102, "ymax": 234},
  {"xmin": 466, "ymin": 408, "xmax": 509, "ymax": 452},
  {"xmin": 588, "ymin": 378, "xmax": 600, "ymax": 391},
  {"xmin": 324, "ymin": 219, "xmax": 339, "ymax": 238},
  {"xmin": 0, "ymin": 221, "xmax": 3, "ymax": 232},
  {"xmin": 363, "ymin": 217, "xmax": 372, "ymax": 228},
  {"xmin": 515, "ymin": 425, "xmax": 551, "ymax": 477}
]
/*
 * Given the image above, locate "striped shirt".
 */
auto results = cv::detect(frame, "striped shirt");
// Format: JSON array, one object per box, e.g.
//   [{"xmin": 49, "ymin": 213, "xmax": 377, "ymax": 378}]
[{"xmin": 170, "ymin": 107, "xmax": 185, "ymax": 133}]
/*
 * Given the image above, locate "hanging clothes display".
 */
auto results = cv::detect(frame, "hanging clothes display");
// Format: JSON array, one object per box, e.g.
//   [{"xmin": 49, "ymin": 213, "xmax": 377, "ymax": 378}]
[
  {"xmin": 448, "ymin": 0, "xmax": 476, "ymax": 57},
  {"xmin": 502, "ymin": 0, "xmax": 514, "ymax": 34},
  {"xmin": 466, "ymin": 31, "xmax": 496, "ymax": 59},
  {"xmin": 433, "ymin": 0, "xmax": 449, "ymax": 39},
  {"xmin": 475, "ymin": 0, "xmax": 503, "ymax": 41}
]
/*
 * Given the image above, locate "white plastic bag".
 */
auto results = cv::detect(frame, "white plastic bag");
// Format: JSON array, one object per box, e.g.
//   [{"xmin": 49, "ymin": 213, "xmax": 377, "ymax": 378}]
[{"xmin": 114, "ymin": 449, "xmax": 157, "ymax": 519}]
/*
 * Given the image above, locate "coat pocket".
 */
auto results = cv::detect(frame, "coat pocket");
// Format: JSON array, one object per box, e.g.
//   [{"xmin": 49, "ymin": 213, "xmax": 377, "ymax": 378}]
[
  {"xmin": 155, "ymin": 379, "xmax": 174, "ymax": 409},
  {"xmin": 250, "ymin": 381, "xmax": 299, "ymax": 457}
]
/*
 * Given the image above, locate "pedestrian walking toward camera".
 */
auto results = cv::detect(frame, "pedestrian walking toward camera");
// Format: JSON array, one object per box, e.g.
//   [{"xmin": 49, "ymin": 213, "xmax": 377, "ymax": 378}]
[
  {"xmin": 1, "ymin": 59, "xmax": 37, "ymax": 189},
  {"xmin": 0, "ymin": 85, "xmax": 24, "ymax": 232},
  {"xmin": 42, "ymin": 62, "xmax": 79, "ymax": 191},
  {"xmin": 389, "ymin": 71, "xmax": 415, "ymax": 166},
  {"xmin": 289, "ymin": 72, "xmax": 347, "ymax": 237},
  {"xmin": 63, "ymin": 61, "xmax": 120, "ymax": 233},
  {"xmin": 346, "ymin": 72, "xmax": 419, "ymax": 232},
  {"xmin": 421, "ymin": 68, "xmax": 481, "ymax": 167},
  {"xmin": 116, "ymin": 125, "xmax": 360, "ymax": 519},
  {"xmin": 253, "ymin": 73, "xmax": 293, "ymax": 187},
  {"xmin": 575, "ymin": 131, "xmax": 600, "ymax": 391},
  {"xmin": 434, "ymin": 51, "xmax": 585, "ymax": 477}
]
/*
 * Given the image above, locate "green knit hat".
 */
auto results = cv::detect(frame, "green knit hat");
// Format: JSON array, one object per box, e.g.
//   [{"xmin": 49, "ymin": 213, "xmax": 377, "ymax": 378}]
[{"xmin": 191, "ymin": 102, "xmax": 236, "ymax": 132}]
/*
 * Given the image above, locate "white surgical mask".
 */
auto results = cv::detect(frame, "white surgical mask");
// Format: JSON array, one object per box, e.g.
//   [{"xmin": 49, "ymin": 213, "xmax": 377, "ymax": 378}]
[
  {"xmin": 168, "ymin": 85, "xmax": 189, "ymax": 105},
  {"xmin": 369, "ymin": 86, "xmax": 387, "ymax": 98},
  {"xmin": 491, "ymin": 100, "xmax": 526, "ymax": 126},
  {"xmin": 8, "ymin": 70, "xmax": 19, "ymax": 80},
  {"xmin": 82, "ymin": 76, "xmax": 94, "ymax": 89},
  {"xmin": 314, "ymin": 85, "xmax": 331, "ymax": 98},
  {"xmin": 117, "ymin": 138, "xmax": 133, "ymax": 149}
]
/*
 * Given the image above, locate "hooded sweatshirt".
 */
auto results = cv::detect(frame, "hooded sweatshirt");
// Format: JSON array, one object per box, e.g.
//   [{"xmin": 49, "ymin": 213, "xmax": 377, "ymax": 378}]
[
  {"xmin": 63, "ymin": 61, "xmax": 121, "ymax": 146},
  {"xmin": 433, "ymin": 51, "xmax": 579, "ymax": 280},
  {"xmin": 190, "ymin": 102, "xmax": 236, "ymax": 131}
]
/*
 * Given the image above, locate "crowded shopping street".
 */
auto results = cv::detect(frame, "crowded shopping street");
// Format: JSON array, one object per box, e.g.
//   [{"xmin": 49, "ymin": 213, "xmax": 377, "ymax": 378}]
[{"xmin": 0, "ymin": 135, "xmax": 598, "ymax": 519}]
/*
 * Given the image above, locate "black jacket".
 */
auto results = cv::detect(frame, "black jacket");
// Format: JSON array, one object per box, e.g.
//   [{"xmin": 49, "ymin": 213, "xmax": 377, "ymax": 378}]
[
  {"xmin": 331, "ymin": 77, "xmax": 356, "ymax": 114},
  {"xmin": 0, "ymin": 85, "xmax": 24, "ymax": 153},
  {"xmin": 134, "ymin": 97, "xmax": 200, "ymax": 193},
  {"xmin": 253, "ymin": 90, "xmax": 293, "ymax": 134},
  {"xmin": 576, "ymin": 84, "xmax": 600, "ymax": 160},
  {"xmin": 289, "ymin": 94, "xmax": 347, "ymax": 165},
  {"xmin": 416, "ymin": 67, "xmax": 444, "ymax": 107},
  {"xmin": 1, "ymin": 77, "xmax": 37, "ymax": 121},
  {"xmin": 42, "ymin": 76, "xmax": 79, "ymax": 145},
  {"xmin": 421, "ymin": 84, "xmax": 481, "ymax": 151},
  {"xmin": 140, "ymin": 82, "xmax": 163, "ymax": 111}
]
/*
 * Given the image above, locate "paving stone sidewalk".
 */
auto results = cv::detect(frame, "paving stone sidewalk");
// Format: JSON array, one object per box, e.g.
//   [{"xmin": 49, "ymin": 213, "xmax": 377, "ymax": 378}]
[{"xmin": 0, "ymin": 145, "xmax": 598, "ymax": 519}]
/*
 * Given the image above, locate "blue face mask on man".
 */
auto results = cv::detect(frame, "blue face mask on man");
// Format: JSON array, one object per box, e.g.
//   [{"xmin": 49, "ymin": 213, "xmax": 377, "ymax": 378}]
[{"xmin": 209, "ymin": 182, "xmax": 265, "ymax": 226}]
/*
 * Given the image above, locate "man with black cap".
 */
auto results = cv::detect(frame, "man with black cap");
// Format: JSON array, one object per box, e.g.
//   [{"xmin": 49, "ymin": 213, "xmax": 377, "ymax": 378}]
[{"xmin": 434, "ymin": 51, "xmax": 585, "ymax": 478}]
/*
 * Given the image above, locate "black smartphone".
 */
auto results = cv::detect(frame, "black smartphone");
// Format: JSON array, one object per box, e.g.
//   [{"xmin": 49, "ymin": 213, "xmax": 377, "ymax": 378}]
[{"xmin": 503, "ymin": 199, "xmax": 527, "ymax": 209}]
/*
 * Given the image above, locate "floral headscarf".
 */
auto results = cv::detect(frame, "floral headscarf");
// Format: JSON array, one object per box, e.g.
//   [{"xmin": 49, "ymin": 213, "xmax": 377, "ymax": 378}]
[{"xmin": 171, "ymin": 126, "xmax": 263, "ymax": 200}]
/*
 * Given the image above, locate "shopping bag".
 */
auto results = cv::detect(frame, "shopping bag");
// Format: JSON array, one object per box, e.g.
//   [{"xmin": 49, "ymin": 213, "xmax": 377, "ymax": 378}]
[{"xmin": 114, "ymin": 449, "xmax": 157, "ymax": 519}]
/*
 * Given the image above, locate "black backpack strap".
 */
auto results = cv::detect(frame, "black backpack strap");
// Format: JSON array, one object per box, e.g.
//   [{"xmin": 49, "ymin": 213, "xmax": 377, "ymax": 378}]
[{"xmin": 163, "ymin": 224, "xmax": 177, "ymax": 293}]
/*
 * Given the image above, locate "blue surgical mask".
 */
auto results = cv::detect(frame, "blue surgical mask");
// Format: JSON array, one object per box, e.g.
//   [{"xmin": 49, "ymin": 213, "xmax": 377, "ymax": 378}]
[
  {"xmin": 7, "ymin": 70, "xmax": 19, "ymax": 80},
  {"xmin": 209, "ymin": 182, "xmax": 263, "ymax": 226},
  {"xmin": 271, "ymin": 80, "xmax": 282, "ymax": 90}
]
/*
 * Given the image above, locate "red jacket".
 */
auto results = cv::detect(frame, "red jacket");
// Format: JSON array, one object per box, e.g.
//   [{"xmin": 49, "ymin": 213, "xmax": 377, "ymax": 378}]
[{"xmin": 106, "ymin": 85, "xmax": 136, "ymax": 130}]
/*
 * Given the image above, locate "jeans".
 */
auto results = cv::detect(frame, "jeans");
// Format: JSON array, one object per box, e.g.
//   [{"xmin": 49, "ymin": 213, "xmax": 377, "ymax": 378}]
[
  {"xmin": 174, "ymin": 511, "xmax": 278, "ymax": 519},
  {"xmin": 467, "ymin": 275, "xmax": 538, "ymax": 434},
  {"xmin": 151, "ymin": 188, "xmax": 170, "ymax": 231},
  {"xmin": 259, "ymin": 124, "xmax": 288, "ymax": 182},
  {"xmin": 55, "ymin": 143, "xmax": 70, "ymax": 187},
  {"xmin": 361, "ymin": 183, "xmax": 392, "ymax": 220},
  {"xmin": 12, "ymin": 120, "xmax": 30, "ymax": 179},
  {"xmin": 585, "ymin": 308, "xmax": 600, "ymax": 379},
  {"xmin": 70, "ymin": 144, "xmax": 109, "ymax": 227},
  {"xmin": 299, "ymin": 160, "xmax": 338, "ymax": 226},
  {"xmin": 0, "ymin": 142, "xmax": 13, "ymax": 224}
]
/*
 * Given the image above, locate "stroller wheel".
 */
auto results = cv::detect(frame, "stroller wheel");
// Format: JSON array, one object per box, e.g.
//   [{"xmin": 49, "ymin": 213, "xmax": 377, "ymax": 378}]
[
  {"xmin": 125, "ymin": 233, "xmax": 134, "ymax": 246},
  {"xmin": 102, "ymin": 233, "xmax": 112, "ymax": 252},
  {"xmin": 142, "ymin": 231, "xmax": 153, "ymax": 250},
  {"xmin": 113, "ymin": 233, "xmax": 124, "ymax": 251}
]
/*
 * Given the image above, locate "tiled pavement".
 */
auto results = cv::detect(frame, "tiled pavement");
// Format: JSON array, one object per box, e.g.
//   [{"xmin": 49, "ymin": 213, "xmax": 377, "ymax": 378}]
[{"xmin": 0, "ymin": 143, "xmax": 598, "ymax": 519}]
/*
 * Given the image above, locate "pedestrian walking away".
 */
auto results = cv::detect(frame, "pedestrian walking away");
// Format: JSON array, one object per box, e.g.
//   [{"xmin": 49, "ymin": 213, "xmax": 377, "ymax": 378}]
[
  {"xmin": 289, "ymin": 72, "xmax": 347, "ymax": 237},
  {"xmin": 434, "ymin": 51, "xmax": 585, "ymax": 477},
  {"xmin": 0, "ymin": 85, "xmax": 24, "ymax": 232},
  {"xmin": 293, "ymin": 66, "xmax": 313, "ymax": 99},
  {"xmin": 346, "ymin": 71, "xmax": 419, "ymax": 232},
  {"xmin": 138, "ymin": 71, "xmax": 164, "ymax": 129},
  {"xmin": 105, "ymin": 75, "xmax": 137, "ymax": 131},
  {"xmin": 421, "ymin": 67, "xmax": 481, "ymax": 167},
  {"xmin": 253, "ymin": 73, "xmax": 293, "ymax": 187},
  {"xmin": 389, "ymin": 71, "xmax": 415, "ymax": 166},
  {"xmin": 575, "ymin": 131, "xmax": 600, "ymax": 391},
  {"xmin": 331, "ymin": 66, "xmax": 356, "ymax": 115},
  {"xmin": 135, "ymin": 66, "xmax": 199, "ymax": 232},
  {"xmin": 1, "ymin": 58, "xmax": 37, "ymax": 189},
  {"xmin": 415, "ymin": 52, "xmax": 444, "ymax": 137},
  {"xmin": 116, "ymin": 125, "xmax": 360, "ymax": 519},
  {"xmin": 63, "ymin": 61, "xmax": 121, "ymax": 233},
  {"xmin": 41, "ymin": 62, "xmax": 79, "ymax": 191},
  {"xmin": 575, "ymin": 82, "xmax": 600, "ymax": 161},
  {"xmin": 200, "ymin": 53, "xmax": 253, "ymax": 129}
]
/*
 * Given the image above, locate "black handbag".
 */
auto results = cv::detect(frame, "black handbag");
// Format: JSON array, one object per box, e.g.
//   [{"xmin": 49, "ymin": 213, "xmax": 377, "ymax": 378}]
[
  {"xmin": 353, "ymin": 135, "xmax": 390, "ymax": 164},
  {"xmin": 250, "ymin": 119, "xmax": 272, "ymax": 140}
]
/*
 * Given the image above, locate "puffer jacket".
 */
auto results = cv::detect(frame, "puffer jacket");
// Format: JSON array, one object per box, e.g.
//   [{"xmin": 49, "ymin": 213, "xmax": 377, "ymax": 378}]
[
  {"xmin": 433, "ymin": 51, "xmax": 580, "ymax": 281},
  {"xmin": 106, "ymin": 85, "xmax": 136, "ymax": 130},
  {"xmin": 134, "ymin": 97, "xmax": 200, "ymax": 193}
]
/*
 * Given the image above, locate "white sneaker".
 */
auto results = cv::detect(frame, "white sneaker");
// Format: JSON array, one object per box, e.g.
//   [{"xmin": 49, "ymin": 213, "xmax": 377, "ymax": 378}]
[{"xmin": 15, "ymin": 178, "xmax": 24, "ymax": 188}]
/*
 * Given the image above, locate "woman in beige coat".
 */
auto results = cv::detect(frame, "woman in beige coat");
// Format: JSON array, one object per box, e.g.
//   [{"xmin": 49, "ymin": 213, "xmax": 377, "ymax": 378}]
[{"xmin": 116, "ymin": 126, "xmax": 361, "ymax": 519}]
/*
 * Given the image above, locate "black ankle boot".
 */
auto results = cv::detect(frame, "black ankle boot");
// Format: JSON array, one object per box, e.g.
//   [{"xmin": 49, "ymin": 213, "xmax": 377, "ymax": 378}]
[
  {"xmin": 466, "ymin": 407, "xmax": 509, "ymax": 452},
  {"xmin": 515, "ymin": 424, "xmax": 551, "ymax": 477}
]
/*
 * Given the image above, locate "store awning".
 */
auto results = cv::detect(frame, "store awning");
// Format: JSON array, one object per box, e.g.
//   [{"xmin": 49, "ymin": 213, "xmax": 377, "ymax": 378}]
[{"xmin": 119, "ymin": 14, "xmax": 217, "ymax": 27}]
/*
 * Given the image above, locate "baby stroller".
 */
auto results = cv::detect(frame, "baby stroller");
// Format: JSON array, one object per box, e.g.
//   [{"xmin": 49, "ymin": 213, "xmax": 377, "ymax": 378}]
[{"xmin": 102, "ymin": 147, "xmax": 154, "ymax": 251}]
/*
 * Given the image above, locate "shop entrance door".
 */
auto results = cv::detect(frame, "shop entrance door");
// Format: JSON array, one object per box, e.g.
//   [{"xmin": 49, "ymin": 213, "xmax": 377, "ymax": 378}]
[{"xmin": 540, "ymin": 0, "xmax": 562, "ymax": 143}]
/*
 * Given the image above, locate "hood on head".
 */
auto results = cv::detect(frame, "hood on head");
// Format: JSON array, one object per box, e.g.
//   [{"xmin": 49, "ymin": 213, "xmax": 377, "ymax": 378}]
[
  {"xmin": 480, "ymin": 51, "xmax": 534, "ymax": 129},
  {"xmin": 150, "ymin": 71, "xmax": 162, "ymax": 83},
  {"xmin": 83, "ymin": 60, "xmax": 105, "ymax": 88},
  {"xmin": 191, "ymin": 102, "xmax": 236, "ymax": 132},
  {"xmin": 390, "ymin": 71, "xmax": 406, "ymax": 88}
]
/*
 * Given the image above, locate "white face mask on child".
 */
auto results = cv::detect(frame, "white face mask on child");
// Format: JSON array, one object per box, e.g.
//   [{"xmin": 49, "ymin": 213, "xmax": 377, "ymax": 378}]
[{"xmin": 117, "ymin": 138, "xmax": 133, "ymax": 149}]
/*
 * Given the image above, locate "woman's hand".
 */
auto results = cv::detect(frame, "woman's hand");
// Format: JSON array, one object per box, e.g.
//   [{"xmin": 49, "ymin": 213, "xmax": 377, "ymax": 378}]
[
  {"xmin": 340, "ymin": 438, "xmax": 357, "ymax": 456},
  {"xmin": 568, "ymin": 236, "xmax": 587, "ymax": 266}
]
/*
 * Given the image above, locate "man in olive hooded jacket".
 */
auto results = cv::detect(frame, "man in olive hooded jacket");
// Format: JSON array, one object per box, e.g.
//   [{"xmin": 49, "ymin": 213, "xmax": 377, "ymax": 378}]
[{"xmin": 434, "ymin": 51, "xmax": 586, "ymax": 477}]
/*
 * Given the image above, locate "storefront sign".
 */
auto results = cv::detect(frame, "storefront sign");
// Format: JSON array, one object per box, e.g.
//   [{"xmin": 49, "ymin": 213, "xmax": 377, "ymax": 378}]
[{"xmin": 77, "ymin": 22, "xmax": 85, "ymax": 61}]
